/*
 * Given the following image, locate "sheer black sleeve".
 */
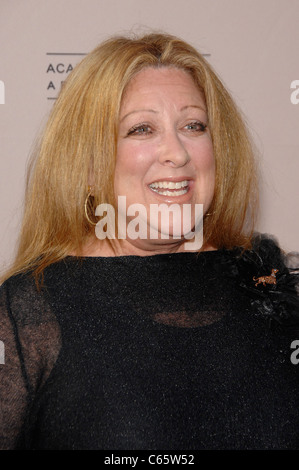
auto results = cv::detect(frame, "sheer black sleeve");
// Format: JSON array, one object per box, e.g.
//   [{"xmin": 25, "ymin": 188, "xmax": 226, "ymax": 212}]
[{"xmin": 0, "ymin": 275, "xmax": 61, "ymax": 449}]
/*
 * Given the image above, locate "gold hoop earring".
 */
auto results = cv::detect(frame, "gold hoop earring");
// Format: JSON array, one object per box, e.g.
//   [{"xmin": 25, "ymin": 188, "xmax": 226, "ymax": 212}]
[{"xmin": 84, "ymin": 186, "xmax": 97, "ymax": 226}]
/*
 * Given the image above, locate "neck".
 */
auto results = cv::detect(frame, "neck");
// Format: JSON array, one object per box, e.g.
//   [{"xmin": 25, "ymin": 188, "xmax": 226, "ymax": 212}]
[{"xmin": 76, "ymin": 235, "xmax": 217, "ymax": 258}]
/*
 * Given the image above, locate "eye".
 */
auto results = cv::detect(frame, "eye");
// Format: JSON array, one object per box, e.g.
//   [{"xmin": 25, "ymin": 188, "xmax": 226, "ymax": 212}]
[
  {"xmin": 127, "ymin": 123, "xmax": 152, "ymax": 136},
  {"xmin": 185, "ymin": 121, "xmax": 207, "ymax": 133}
]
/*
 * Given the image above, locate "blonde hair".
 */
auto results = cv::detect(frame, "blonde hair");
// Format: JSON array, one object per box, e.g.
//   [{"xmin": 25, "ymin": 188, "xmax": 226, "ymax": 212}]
[{"xmin": 2, "ymin": 32, "xmax": 258, "ymax": 282}]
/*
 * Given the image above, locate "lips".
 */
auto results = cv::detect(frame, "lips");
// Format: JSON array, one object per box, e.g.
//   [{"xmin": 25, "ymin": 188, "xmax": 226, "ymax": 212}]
[{"xmin": 149, "ymin": 179, "xmax": 189, "ymax": 196}]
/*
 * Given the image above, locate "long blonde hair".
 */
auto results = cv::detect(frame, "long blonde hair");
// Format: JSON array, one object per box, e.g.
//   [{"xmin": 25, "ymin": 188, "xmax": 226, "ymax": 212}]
[{"xmin": 2, "ymin": 32, "xmax": 258, "ymax": 282}]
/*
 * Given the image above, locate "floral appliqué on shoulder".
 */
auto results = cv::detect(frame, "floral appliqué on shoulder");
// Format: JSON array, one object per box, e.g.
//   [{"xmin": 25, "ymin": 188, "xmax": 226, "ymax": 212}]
[{"xmin": 220, "ymin": 234, "xmax": 299, "ymax": 326}]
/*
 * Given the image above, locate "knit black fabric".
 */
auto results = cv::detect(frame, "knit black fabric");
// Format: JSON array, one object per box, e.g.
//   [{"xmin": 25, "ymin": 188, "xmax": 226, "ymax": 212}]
[{"xmin": 0, "ymin": 235, "xmax": 299, "ymax": 450}]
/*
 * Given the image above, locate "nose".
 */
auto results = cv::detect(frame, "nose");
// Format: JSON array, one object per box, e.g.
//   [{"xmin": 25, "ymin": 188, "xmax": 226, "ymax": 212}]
[{"xmin": 158, "ymin": 130, "xmax": 190, "ymax": 167}]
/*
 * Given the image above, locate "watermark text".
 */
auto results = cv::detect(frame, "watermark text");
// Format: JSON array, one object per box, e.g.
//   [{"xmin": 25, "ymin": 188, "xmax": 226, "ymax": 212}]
[
  {"xmin": 290, "ymin": 340, "xmax": 299, "ymax": 364},
  {"xmin": 94, "ymin": 197, "xmax": 203, "ymax": 250},
  {"xmin": 0, "ymin": 80, "xmax": 5, "ymax": 104},
  {"xmin": 0, "ymin": 341, "xmax": 4, "ymax": 364},
  {"xmin": 290, "ymin": 80, "xmax": 299, "ymax": 104}
]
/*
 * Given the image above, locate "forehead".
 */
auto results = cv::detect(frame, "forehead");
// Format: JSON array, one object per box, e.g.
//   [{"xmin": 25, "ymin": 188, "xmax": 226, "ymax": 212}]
[{"xmin": 120, "ymin": 67, "xmax": 205, "ymax": 108}]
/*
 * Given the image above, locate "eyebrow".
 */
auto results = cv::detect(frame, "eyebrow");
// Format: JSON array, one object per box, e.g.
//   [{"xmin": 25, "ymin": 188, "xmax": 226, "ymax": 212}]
[
  {"xmin": 120, "ymin": 109, "xmax": 158, "ymax": 123},
  {"xmin": 120, "ymin": 104, "xmax": 207, "ymax": 123},
  {"xmin": 181, "ymin": 105, "xmax": 207, "ymax": 113}
]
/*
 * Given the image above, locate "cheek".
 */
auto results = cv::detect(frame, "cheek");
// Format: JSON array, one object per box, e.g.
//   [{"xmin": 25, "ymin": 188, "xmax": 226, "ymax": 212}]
[
  {"xmin": 115, "ymin": 141, "xmax": 155, "ymax": 176},
  {"xmin": 115, "ymin": 143, "xmax": 137, "ymax": 174},
  {"xmin": 114, "ymin": 143, "xmax": 152, "ymax": 200},
  {"xmin": 191, "ymin": 138, "xmax": 215, "ymax": 173}
]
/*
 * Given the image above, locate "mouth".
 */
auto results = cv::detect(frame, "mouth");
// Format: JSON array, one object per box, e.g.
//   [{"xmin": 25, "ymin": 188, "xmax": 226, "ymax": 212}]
[{"xmin": 148, "ymin": 179, "xmax": 190, "ymax": 197}]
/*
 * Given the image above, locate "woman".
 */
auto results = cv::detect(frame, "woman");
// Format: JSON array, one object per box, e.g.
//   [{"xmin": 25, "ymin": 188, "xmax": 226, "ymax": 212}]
[{"xmin": 0, "ymin": 32, "xmax": 298, "ymax": 450}]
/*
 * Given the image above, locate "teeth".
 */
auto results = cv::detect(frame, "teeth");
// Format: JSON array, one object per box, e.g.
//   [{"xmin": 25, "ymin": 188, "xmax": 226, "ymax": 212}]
[
  {"xmin": 149, "ymin": 180, "xmax": 189, "ymax": 196},
  {"xmin": 157, "ymin": 189, "xmax": 188, "ymax": 196},
  {"xmin": 149, "ymin": 180, "xmax": 189, "ymax": 190}
]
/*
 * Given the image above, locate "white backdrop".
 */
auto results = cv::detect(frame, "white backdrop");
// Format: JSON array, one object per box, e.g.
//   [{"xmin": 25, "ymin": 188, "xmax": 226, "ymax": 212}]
[{"xmin": 0, "ymin": 0, "xmax": 298, "ymax": 272}]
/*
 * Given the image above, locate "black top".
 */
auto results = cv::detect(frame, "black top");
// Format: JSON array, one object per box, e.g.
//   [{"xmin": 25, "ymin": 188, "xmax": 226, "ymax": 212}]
[{"xmin": 0, "ymin": 235, "xmax": 299, "ymax": 450}]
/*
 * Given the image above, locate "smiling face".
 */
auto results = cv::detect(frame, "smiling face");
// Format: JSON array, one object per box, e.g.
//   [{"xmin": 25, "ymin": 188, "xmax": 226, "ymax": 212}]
[{"xmin": 114, "ymin": 66, "xmax": 215, "ymax": 254}]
